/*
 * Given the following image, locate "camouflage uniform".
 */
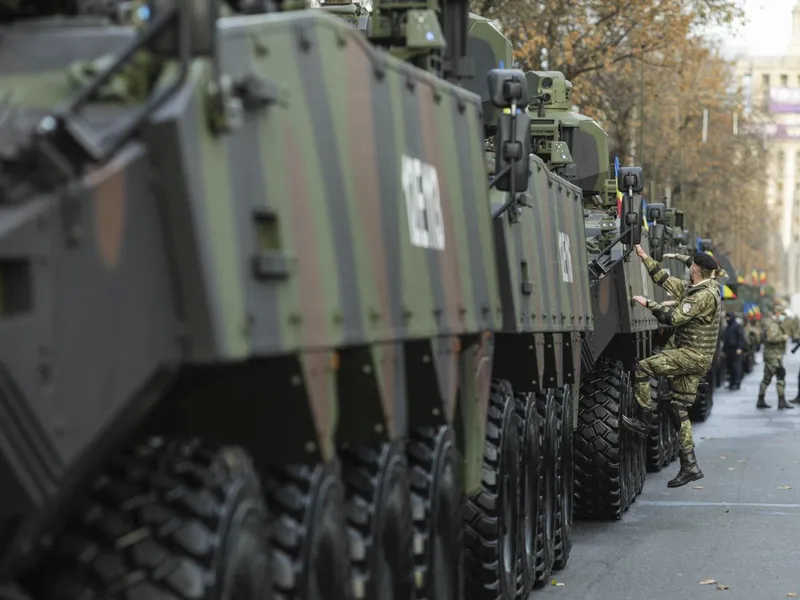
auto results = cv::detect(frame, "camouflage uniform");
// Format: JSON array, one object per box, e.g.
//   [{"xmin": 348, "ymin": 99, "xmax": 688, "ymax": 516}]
[
  {"xmin": 623, "ymin": 252, "xmax": 721, "ymax": 488},
  {"xmin": 758, "ymin": 311, "xmax": 793, "ymax": 409}
]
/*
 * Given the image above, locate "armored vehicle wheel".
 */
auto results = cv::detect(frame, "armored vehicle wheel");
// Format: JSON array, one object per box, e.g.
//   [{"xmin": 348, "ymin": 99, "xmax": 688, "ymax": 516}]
[
  {"xmin": 22, "ymin": 438, "xmax": 273, "ymax": 600},
  {"xmin": 574, "ymin": 359, "xmax": 628, "ymax": 520},
  {"xmin": 342, "ymin": 442, "xmax": 414, "ymax": 600},
  {"xmin": 660, "ymin": 404, "xmax": 673, "ymax": 469},
  {"xmin": 532, "ymin": 391, "xmax": 557, "ymax": 587},
  {"xmin": 619, "ymin": 370, "xmax": 634, "ymax": 511},
  {"xmin": 689, "ymin": 374, "xmax": 713, "ymax": 422},
  {"xmin": 553, "ymin": 386, "xmax": 574, "ymax": 571},
  {"xmin": 646, "ymin": 378, "xmax": 665, "ymax": 473},
  {"xmin": 269, "ymin": 459, "xmax": 352, "ymax": 600},
  {"xmin": 669, "ymin": 421, "xmax": 680, "ymax": 462},
  {"xmin": 407, "ymin": 426, "xmax": 462, "ymax": 600},
  {"xmin": 514, "ymin": 392, "xmax": 540, "ymax": 598},
  {"xmin": 632, "ymin": 376, "xmax": 647, "ymax": 497},
  {"xmin": 464, "ymin": 380, "xmax": 521, "ymax": 600}
]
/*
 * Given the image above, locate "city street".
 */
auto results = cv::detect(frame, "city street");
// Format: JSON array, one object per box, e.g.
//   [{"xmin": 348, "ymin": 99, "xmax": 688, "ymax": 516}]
[{"xmin": 539, "ymin": 350, "xmax": 800, "ymax": 600}]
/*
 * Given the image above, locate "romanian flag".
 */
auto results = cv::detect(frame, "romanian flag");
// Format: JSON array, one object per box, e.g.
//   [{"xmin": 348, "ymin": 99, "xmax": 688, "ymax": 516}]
[
  {"xmin": 759, "ymin": 271, "xmax": 767, "ymax": 284},
  {"xmin": 737, "ymin": 275, "xmax": 745, "ymax": 284},
  {"xmin": 722, "ymin": 285, "xmax": 736, "ymax": 299}
]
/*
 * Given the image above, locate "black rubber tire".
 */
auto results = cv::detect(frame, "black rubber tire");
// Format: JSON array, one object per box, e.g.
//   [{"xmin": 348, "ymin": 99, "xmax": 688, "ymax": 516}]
[
  {"xmin": 689, "ymin": 373, "xmax": 713, "ymax": 423},
  {"xmin": 407, "ymin": 426, "xmax": 462, "ymax": 600},
  {"xmin": 532, "ymin": 391, "xmax": 557, "ymax": 587},
  {"xmin": 553, "ymin": 386, "xmax": 574, "ymax": 571},
  {"xmin": 22, "ymin": 438, "xmax": 272, "ymax": 600},
  {"xmin": 342, "ymin": 442, "xmax": 414, "ymax": 600},
  {"xmin": 631, "ymin": 374, "xmax": 646, "ymax": 498},
  {"xmin": 464, "ymin": 380, "xmax": 521, "ymax": 600},
  {"xmin": 660, "ymin": 397, "xmax": 673, "ymax": 470},
  {"xmin": 669, "ymin": 416, "xmax": 680, "ymax": 462},
  {"xmin": 646, "ymin": 377, "xmax": 665, "ymax": 473},
  {"xmin": 514, "ymin": 393, "xmax": 540, "ymax": 598},
  {"xmin": 619, "ymin": 368, "xmax": 633, "ymax": 512},
  {"xmin": 574, "ymin": 359, "xmax": 628, "ymax": 521},
  {"xmin": 269, "ymin": 460, "xmax": 353, "ymax": 600}
]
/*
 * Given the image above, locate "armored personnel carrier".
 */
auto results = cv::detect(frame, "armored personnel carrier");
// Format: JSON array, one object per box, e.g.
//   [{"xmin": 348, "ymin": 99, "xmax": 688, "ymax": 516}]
[
  {"xmin": 515, "ymin": 70, "xmax": 658, "ymax": 521},
  {"xmin": 0, "ymin": 2, "xmax": 615, "ymax": 600}
]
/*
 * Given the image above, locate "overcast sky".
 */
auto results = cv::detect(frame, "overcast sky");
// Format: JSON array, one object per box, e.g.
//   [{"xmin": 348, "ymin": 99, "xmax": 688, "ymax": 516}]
[{"xmin": 719, "ymin": 0, "xmax": 798, "ymax": 56}]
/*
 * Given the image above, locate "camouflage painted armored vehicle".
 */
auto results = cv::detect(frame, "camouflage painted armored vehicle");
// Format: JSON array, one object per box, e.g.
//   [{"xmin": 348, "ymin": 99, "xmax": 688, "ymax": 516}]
[
  {"xmin": 0, "ymin": 2, "xmax": 544, "ymax": 600},
  {"xmin": 522, "ymin": 70, "xmax": 657, "ymax": 522},
  {"xmin": 463, "ymin": 20, "xmax": 588, "ymax": 598}
]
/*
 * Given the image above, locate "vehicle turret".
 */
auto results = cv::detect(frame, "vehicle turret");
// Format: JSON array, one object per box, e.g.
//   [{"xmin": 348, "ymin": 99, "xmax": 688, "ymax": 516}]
[{"xmin": 525, "ymin": 70, "xmax": 609, "ymax": 196}]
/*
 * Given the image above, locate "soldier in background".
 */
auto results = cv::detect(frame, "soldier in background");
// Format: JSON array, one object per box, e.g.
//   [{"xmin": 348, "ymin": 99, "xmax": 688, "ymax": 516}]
[
  {"xmin": 745, "ymin": 317, "xmax": 761, "ymax": 363},
  {"xmin": 789, "ymin": 313, "xmax": 800, "ymax": 404},
  {"xmin": 757, "ymin": 302, "xmax": 794, "ymax": 410},
  {"xmin": 623, "ymin": 245, "xmax": 725, "ymax": 488},
  {"xmin": 721, "ymin": 312, "xmax": 746, "ymax": 390}
]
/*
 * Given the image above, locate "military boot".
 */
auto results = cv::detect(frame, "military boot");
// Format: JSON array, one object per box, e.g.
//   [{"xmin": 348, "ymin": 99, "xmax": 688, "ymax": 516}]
[
  {"xmin": 667, "ymin": 449, "xmax": 704, "ymax": 488},
  {"xmin": 621, "ymin": 409, "xmax": 653, "ymax": 438},
  {"xmin": 791, "ymin": 394, "xmax": 800, "ymax": 404},
  {"xmin": 778, "ymin": 395, "xmax": 794, "ymax": 410},
  {"xmin": 756, "ymin": 395, "xmax": 771, "ymax": 409}
]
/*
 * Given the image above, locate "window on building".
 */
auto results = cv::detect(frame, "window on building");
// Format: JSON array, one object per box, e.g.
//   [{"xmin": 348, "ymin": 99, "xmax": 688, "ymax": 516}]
[{"xmin": 781, "ymin": 74, "xmax": 788, "ymax": 86}]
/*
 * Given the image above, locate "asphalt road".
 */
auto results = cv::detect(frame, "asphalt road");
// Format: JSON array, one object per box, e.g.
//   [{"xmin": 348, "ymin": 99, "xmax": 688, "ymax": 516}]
[{"xmin": 537, "ymin": 350, "xmax": 800, "ymax": 600}]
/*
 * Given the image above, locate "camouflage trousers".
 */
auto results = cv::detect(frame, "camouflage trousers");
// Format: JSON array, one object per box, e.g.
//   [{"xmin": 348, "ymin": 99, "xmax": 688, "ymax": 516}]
[
  {"xmin": 759, "ymin": 350, "xmax": 786, "ymax": 397},
  {"xmin": 634, "ymin": 349, "xmax": 706, "ymax": 451}
]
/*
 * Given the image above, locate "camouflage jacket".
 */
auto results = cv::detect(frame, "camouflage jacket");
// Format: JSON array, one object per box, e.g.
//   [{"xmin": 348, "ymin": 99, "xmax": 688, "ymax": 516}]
[
  {"xmin": 763, "ymin": 317, "xmax": 789, "ymax": 351},
  {"xmin": 643, "ymin": 257, "xmax": 721, "ymax": 368}
]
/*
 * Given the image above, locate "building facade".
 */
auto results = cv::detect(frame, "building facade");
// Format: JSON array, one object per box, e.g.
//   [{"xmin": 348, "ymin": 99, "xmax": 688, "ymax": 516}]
[{"xmin": 736, "ymin": 1, "xmax": 800, "ymax": 294}]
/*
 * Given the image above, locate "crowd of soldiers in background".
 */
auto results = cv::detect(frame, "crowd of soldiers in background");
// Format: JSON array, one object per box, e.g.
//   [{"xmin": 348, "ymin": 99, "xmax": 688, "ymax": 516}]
[{"xmin": 719, "ymin": 302, "xmax": 800, "ymax": 406}]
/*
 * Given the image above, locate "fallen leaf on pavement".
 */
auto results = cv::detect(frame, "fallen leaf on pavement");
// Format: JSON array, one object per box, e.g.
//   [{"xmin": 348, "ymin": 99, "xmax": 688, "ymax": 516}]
[
  {"xmin": 693, "ymin": 486, "xmax": 704, "ymax": 489},
  {"xmin": 779, "ymin": 485, "xmax": 793, "ymax": 490},
  {"xmin": 719, "ymin": 456, "xmax": 727, "ymax": 459},
  {"xmin": 786, "ymin": 593, "xmax": 798, "ymax": 597},
  {"xmin": 738, "ymin": 460, "xmax": 748, "ymax": 463},
  {"xmin": 700, "ymin": 579, "xmax": 717, "ymax": 585},
  {"xmin": 716, "ymin": 583, "xmax": 730, "ymax": 590},
  {"xmin": 728, "ymin": 467, "xmax": 736, "ymax": 471},
  {"xmin": 550, "ymin": 579, "xmax": 565, "ymax": 586}
]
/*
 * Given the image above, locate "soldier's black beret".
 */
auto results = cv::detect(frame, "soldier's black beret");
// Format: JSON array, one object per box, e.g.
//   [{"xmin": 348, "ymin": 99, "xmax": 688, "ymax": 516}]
[{"xmin": 693, "ymin": 252, "xmax": 718, "ymax": 271}]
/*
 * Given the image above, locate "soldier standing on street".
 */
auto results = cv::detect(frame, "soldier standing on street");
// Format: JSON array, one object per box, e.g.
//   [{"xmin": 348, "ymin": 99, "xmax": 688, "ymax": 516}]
[
  {"xmin": 722, "ymin": 312, "xmax": 746, "ymax": 390},
  {"xmin": 622, "ymin": 244, "xmax": 725, "ymax": 488},
  {"xmin": 757, "ymin": 303, "xmax": 795, "ymax": 410}
]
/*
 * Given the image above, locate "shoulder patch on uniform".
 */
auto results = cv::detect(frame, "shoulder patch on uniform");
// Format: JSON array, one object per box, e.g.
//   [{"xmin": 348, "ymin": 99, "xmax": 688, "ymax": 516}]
[{"xmin": 682, "ymin": 302, "xmax": 692, "ymax": 314}]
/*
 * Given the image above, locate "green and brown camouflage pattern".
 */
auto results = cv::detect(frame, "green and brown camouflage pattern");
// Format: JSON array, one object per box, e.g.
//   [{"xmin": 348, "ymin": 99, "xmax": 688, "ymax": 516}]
[
  {"xmin": 634, "ymin": 351, "xmax": 704, "ymax": 451},
  {"xmin": 0, "ymin": 3, "xmax": 519, "ymax": 572},
  {"xmin": 644, "ymin": 258, "xmax": 722, "ymax": 370},
  {"xmin": 760, "ymin": 315, "xmax": 789, "ymax": 397},
  {"xmin": 523, "ymin": 69, "xmax": 660, "ymax": 371}
]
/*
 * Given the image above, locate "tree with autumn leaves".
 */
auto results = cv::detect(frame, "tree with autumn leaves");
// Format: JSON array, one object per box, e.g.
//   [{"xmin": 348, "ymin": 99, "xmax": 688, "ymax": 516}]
[{"xmin": 470, "ymin": 0, "xmax": 779, "ymax": 281}]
